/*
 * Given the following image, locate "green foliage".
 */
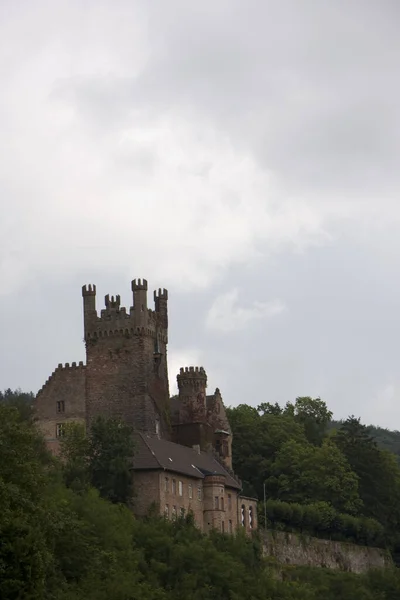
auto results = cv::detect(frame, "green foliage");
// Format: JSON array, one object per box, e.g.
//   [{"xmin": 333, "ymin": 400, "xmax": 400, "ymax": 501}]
[
  {"xmin": 0, "ymin": 390, "xmax": 400, "ymax": 600},
  {"xmin": 229, "ymin": 402, "xmax": 400, "ymax": 555},
  {"xmin": 226, "ymin": 403, "xmax": 308, "ymax": 498},
  {"xmin": 266, "ymin": 438, "xmax": 362, "ymax": 514},
  {"xmin": 262, "ymin": 498, "xmax": 385, "ymax": 546},
  {"xmin": 0, "ymin": 387, "xmax": 34, "ymax": 421},
  {"xmin": 284, "ymin": 396, "xmax": 333, "ymax": 445},
  {"xmin": 0, "ymin": 403, "xmax": 54, "ymax": 598},
  {"xmin": 334, "ymin": 417, "xmax": 400, "ymax": 547},
  {"xmin": 331, "ymin": 419, "xmax": 400, "ymax": 462},
  {"xmin": 60, "ymin": 422, "xmax": 90, "ymax": 493},
  {"xmin": 60, "ymin": 417, "xmax": 135, "ymax": 504}
]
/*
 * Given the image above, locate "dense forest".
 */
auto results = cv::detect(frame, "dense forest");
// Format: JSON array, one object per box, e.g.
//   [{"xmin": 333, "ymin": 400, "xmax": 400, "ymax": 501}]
[{"xmin": 2, "ymin": 389, "xmax": 400, "ymax": 599}]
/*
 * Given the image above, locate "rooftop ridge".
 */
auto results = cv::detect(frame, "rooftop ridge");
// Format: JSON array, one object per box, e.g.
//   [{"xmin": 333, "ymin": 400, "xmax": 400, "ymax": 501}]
[{"xmin": 136, "ymin": 432, "xmax": 164, "ymax": 470}]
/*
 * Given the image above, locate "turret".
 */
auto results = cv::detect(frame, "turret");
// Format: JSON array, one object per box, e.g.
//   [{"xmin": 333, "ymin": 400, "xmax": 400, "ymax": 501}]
[
  {"xmin": 154, "ymin": 288, "xmax": 168, "ymax": 329},
  {"xmin": 132, "ymin": 279, "xmax": 148, "ymax": 327},
  {"xmin": 82, "ymin": 284, "xmax": 97, "ymax": 336},
  {"xmin": 177, "ymin": 366, "xmax": 208, "ymax": 423},
  {"xmin": 105, "ymin": 294, "xmax": 121, "ymax": 310}
]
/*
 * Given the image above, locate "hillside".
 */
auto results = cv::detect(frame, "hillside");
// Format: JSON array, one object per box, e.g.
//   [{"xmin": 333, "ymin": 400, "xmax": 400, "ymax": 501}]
[
  {"xmin": 1, "ymin": 395, "xmax": 400, "ymax": 599},
  {"xmin": 330, "ymin": 420, "xmax": 400, "ymax": 462},
  {"xmin": 3, "ymin": 390, "xmax": 400, "ymax": 597}
]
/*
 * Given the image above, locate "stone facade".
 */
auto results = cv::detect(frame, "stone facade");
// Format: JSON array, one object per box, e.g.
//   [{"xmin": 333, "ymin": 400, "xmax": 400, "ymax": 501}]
[
  {"xmin": 34, "ymin": 278, "xmax": 257, "ymax": 534},
  {"xmin": 133, "ymin": 468, "xmax": 254, "ymax": 534},
  {"xmin": 35, "ymin": 362, "xmax": 86, "ymax": 455}
]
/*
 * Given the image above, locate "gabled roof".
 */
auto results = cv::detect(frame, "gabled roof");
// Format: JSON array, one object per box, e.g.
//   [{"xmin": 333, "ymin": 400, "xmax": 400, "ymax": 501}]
[{"xmin": 132, "ymin": 433, "xmax": 241, "ymax": 490}]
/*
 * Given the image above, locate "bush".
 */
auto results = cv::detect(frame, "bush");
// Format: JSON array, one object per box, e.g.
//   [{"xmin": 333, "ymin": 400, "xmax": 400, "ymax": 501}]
[{"xmin": 262, "ymin": 499, "xmax": 384, "ymax": 546}]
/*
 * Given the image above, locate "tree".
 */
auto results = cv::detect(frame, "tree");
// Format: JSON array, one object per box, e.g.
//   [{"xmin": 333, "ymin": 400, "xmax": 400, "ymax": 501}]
[
  {"xmin": 285, "ymin": 397, "xmax": 333, "ymax": 446},
  {"xmin": 0, "ymin": 388, "xmax": 34, "ymax": 421},
  {"xmin": 266, "ymin": 438, "xmax": 362, "ymax": 514},
  {"xmin": 88, "ymin": 416, "xmax": 135, "ymax": 505},
  {"xmin": 334, "ymin": 416, "xmax": 400, "ymax": 546},
  {"xmin": 0, "ymin": 404, "xmax": 54, "ymax": 599},
  {"xmin": 59, "ymin": 422, "xmax": 90, "ymax": 493},
  {"xmin": 226, "ymin": 404, "xmax": 308, "ymax": 499},
  {"xmin": 61, "ymin": 417, "xmax": 135, "ymax": 505}
]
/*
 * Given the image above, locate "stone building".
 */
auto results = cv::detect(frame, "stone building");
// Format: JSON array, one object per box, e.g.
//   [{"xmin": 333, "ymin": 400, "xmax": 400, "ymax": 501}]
[{"xmin": 34, "ymin": 278, "xmax": 257, "ymax": 534}]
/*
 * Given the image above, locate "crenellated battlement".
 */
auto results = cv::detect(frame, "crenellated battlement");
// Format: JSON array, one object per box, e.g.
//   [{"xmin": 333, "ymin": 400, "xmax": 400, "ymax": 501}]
[
  {"xmin": 178, "ymin": 366, "xmax": 207, "ymax": 377},
  {"xmin": 154, "ymin": 288, "xmax": 168, "ymax": 300},
  {"xmin": 105, "ymin": 294, "xmax": 120, "ymax": 309},
  {"xmin": 36, "ymin": 361, "xmax": 86, "ymax": 396},
  {"xmin": 132, "ymin": 278, "xmax": 148, "ymax": 291},
  {"xmin": 82, "ymin": 284, "xmax": 96, "ymax": 296},
  {"xmin": 82, "ymin": 278, "xmax": 169, "ymax": 339},
  {"xmin": 177, "ymin": 367, "xmax": 207, "ymax": 391}
]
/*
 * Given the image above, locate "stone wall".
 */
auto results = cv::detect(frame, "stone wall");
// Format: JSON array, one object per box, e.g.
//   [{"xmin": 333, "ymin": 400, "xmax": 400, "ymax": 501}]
[
  {"xmin": 34, "ymin": 362, "xmax": 86, "ymax": 454},
  {"xmin": 160, "ymin": 471, "xmax": 205, "ymax": 530},
  {"xmin": 133, "ymin": 469, "xmax": 243, "ymax": 534},
  {"xmin": 261, "ymin": 530, "xmax": 392, "ymax": 574}
]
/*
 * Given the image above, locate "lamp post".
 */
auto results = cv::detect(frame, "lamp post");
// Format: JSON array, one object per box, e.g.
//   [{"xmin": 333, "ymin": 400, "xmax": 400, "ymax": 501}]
[{"xmin": 263, "ymin": 482, "xmax": 267, "ymax": 530}]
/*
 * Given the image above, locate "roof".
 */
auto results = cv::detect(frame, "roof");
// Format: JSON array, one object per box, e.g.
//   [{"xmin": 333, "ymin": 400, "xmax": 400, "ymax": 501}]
[{"xmin": 132, "ymin": 432, "xmax": 241, "ymax": 490}]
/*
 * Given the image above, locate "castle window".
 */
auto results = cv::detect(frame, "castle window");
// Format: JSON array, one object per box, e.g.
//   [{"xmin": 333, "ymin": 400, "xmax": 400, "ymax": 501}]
[
  {"xmin": 56, "ymin": 423, "xmax": 65, "ymax": 438},
  {"xmin": 228, "ymin": 494, "xmax": 232, "ymax": 510},
  {"xmin": 249, "ymin": 506, "xmax": 253, "ymax": 529},
  {"xmin": 164, "ymin": 477, "xmax": 169, "ymax": 493},
  {"xmin": 56, "ymin": 401, "xmax": 65, "ymax": 413},
  {"xmin": 197, "ymin": 485, "xmax": 202, "ymax": 501},
  {"xmin": 214, "ymin": 496, "xmax": 219, "ymax": 509},
  {"xmin": 241, "ymin": 505, "xmax": 246, "ymax": 527},
  {"xmin": 155, "ymin": 418, "xmax": 160, "ymax": 438},
  {"xmin": 229, "ymin": 520, "xmax": 233, "ymax": 533},
  {"xmin": 178, "ymin": 481, "xmax": 183, "ymax": 496},
  {"xmin": 188, "ymin": 484, "xmax": 193, "ymax": 499},
  {"xmin": 165, "ymin": 504, "xmax": 169, "ymax": 518},
  {"xmin": 172, "ymin": 505, "xmax": 177, "ymax": 520},
  {"xmin": 172, "ymin": 479, "xmax": 176, "ymax": 495},
  {"xmin": 221, "ymin": 521, "xmax": 225, "ymax": 533},
  {"xmin": 221, "ymin": 497, "xmax": 224, "ymax": 511}
]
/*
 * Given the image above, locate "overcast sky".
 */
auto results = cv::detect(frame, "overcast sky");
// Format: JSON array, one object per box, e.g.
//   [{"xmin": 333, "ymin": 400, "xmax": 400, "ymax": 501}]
[{"xmin": 2, "ymin": 0, "xmax": 400, "ymax": 428}]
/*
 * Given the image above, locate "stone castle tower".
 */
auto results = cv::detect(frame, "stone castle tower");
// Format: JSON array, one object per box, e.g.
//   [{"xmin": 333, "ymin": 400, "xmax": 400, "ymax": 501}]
[
  {"xmin": 35, "ymin": 277, "xmax": 233, "ymax": 470},
  {"xmin": 82, "ymin": 280, "xmax": 170, "ymax": 437},
  {"xmin": 171, "ymin": 367, "xmax": 233, "ymax": 470}
]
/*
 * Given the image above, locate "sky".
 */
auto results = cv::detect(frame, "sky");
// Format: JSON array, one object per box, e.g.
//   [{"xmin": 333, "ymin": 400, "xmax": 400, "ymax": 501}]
[{"xmin": 2, "ymin": 0, "xmax": 400, "ymax": 428}]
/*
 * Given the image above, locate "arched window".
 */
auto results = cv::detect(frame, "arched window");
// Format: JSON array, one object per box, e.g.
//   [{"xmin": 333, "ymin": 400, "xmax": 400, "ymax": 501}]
[
  {"xmin": 249, "ymin": 506, "xmax": 253, "ymax": 529},
  {"xmin": 241, "ymin": 505, "xmax": 246, "ymax": 527}
]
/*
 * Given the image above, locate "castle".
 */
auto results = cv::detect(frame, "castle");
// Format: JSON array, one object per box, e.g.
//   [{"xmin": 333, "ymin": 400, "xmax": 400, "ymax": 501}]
[{"xmin": 35, "ymin": 279, "xmax": 257, "ymax": 534}]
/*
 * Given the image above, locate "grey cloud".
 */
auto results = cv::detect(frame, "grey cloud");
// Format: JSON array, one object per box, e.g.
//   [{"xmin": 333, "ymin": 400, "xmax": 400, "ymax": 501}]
[
  {"xmin": 55, "ymin": 0, "xmax": 400, "ymax": 200},
  {"xmin": 2, "ymin": 0, "xmax": 400, "ymax": 430}
]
